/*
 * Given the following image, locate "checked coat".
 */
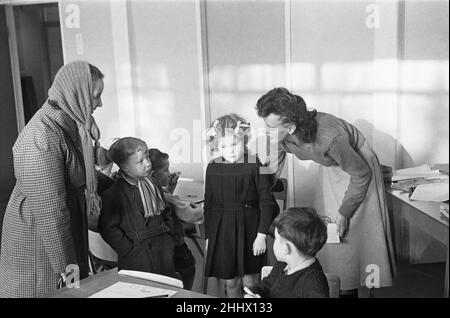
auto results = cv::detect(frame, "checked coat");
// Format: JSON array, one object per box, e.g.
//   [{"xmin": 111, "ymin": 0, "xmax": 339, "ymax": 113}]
[{"xmin": 0, "ymin": 102, "xmax": 89, "ymax": 297}]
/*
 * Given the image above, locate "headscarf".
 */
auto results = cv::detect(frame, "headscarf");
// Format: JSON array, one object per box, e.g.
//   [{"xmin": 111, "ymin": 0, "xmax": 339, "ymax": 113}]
[{"xmin": 48, "ymin": 60, "xmax": 102, "ymax": 217}]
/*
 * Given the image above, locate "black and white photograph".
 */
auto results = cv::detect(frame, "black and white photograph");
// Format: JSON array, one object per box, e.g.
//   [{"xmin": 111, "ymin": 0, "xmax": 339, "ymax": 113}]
[{"xmin": 0, "ymin": 0, "xmax": 448, "ymax": 302}]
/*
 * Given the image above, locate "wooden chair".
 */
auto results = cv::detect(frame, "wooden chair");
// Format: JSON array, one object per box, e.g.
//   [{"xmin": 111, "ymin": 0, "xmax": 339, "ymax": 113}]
[
  {"xmin": 260, "ymin": 266, "xmax": 340, "ymax": 298},
  {"xmin": 118, "ymin": 270, "xmax": 184, "ymax": 289}
]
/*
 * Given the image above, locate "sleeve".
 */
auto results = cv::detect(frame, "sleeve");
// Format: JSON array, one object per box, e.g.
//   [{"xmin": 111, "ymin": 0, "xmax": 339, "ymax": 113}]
[
  {"xmin": 302, "ymin": 273, "xmax": 330, "ymax": 298},
  {"xmin": 327, "ymin": 135, "xmax": 372, "ymax": 218},
  {"xmin": 98, "ymin": 189, "xmax": 134, "ymax": 256},
  {"xmin": 256, "ymin": 161, "xmax": 277, "ymax": 235},
  {"xmin": 19, "ymin": 135, "xmax": 76, "ymax": 274},
  {"xmin": 165, "ymin": 192, "xmax": 204, "ymax": 223},
  {"xmin": 250, "ymin": 262, "xmax": 282, "ymax": 298}
]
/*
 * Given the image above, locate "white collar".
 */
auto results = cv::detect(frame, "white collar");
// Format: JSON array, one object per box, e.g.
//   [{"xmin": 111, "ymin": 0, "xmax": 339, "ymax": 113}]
[{"xmin": 284, "ymin": 257, "xmax": 316, "ymax": 275}]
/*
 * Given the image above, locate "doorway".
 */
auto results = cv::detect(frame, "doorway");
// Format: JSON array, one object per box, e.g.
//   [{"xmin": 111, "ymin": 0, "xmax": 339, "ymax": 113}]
[
  {"xmin": 0, "ymin": 1, "xmax": 63, "ymax": 246},
  {"xmin": 12, "ymin": 2, "xmax": 64, "ymax": 123}
]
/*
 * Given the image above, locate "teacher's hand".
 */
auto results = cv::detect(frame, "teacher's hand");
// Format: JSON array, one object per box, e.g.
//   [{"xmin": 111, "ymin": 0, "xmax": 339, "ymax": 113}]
[{"xmin": 337, "ymin": 214, "xmax": 349, "ymax": 238}]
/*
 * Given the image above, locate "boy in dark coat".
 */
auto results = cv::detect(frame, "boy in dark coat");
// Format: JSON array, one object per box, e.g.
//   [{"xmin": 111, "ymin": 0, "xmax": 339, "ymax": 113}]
[
  {"xmin": 245, "ymin": 207, "xmax": 329, "ymax": 298},
  {"xmin": 98, "ymin": 137, "xmax": 177, "ymax": 278}
]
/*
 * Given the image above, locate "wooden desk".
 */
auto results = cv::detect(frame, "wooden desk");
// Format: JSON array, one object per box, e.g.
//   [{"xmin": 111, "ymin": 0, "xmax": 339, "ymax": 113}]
[
  {"xmin": 386, "ymin": 187, "xmax": 449, "ymax": 297},
  {"xmin": 43, "ymin": 268, "xmax": 213, "ymax": 298}
]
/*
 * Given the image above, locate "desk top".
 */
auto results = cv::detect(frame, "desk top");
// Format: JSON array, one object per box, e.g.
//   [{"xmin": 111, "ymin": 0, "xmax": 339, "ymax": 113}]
[
  {"xmin": 44, "ymin": 268, "xmax": 213, "ymax": 298},
  {"xmin": 386, "ymin": 187, "xmax": 449, "ymax": 228}
]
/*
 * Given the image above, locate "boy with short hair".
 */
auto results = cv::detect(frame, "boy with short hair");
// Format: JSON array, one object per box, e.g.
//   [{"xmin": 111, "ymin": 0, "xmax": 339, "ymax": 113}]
[
  {"xmin": 98, "ymin": 137, "xmax": 177, "ymax": 278},
  {"xmin": 245, "ymin": 207, "xmax": 329, "ymax": 298}
]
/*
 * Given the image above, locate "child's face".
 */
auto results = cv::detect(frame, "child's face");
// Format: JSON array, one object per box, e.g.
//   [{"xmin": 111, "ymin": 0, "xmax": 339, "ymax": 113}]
[
  {"xmin": 217, "ymin": 135, "xmax": 244, "ymax": 163},
  {"xmin": 151, "ymin": 159, "xmax": 171, "ymax": 187},
  {"xmin": 122, "ymin": 149, "xmax": 152, "ymax": 179}
]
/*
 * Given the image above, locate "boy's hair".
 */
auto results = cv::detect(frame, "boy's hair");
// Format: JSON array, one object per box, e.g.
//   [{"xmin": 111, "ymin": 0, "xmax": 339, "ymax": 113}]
[
  {"xmin": 148, "ymin": 148, "xmax": 169, "ymax": 170},
  {"xmin": 206, "ymin": 113, "xmax": 251, "ymax": 153},
  {"xmin": 107, "ymin": 137, "xmax": 148, "ymax": 166},
  {"xmin": 273, "ymin": 207, "xmax": 327, "ymax": 257}
]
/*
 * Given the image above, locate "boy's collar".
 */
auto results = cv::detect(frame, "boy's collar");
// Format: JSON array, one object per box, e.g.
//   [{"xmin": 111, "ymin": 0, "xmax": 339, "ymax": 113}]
[
  {"xmin": 283, "ymin": 257, "xmax": 316, "ymax": 275},
  {"xmin": 119, "ymin": 170, "xmax": 141, "ymax": 186}
]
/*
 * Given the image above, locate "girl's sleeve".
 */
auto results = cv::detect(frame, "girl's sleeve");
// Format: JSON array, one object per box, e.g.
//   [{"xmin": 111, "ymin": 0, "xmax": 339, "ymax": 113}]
[
  {"xmin": 256, "ymin": 161, "xmax": 277, "ymax": 234},
  {"xmin": 327, "ymin": 135, "xmax": 372, "ymax": 218},
  {"xmin": 20, "ymin": 135, "xmax": 76, "ymax": 274},
  {"xmin": 98, "ymin": 189, "xmax": 134, "ymax": 256}
]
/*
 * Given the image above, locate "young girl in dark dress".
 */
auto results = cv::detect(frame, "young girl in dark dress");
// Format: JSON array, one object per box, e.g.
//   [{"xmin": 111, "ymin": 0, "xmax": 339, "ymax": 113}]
[
  {"xmin": 204, "ymin": 114, "xmax": 278, "ymax": 298},
  {"xmin": 98, "ymin": 137, "xmax": 177, "ymax": 278}
]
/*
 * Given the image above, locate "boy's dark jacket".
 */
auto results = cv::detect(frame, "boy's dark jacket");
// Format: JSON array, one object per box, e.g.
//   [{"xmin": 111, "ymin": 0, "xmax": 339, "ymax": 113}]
[{"xmin": 98, "ymin": 177, "xmax": 175, "ymax": 272}]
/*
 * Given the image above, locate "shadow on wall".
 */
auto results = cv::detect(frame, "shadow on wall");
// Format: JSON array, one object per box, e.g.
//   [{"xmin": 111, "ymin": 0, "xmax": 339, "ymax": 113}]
[{"xmin": 354, "ymin": 118, "xmax": 414, "ymax": 170}]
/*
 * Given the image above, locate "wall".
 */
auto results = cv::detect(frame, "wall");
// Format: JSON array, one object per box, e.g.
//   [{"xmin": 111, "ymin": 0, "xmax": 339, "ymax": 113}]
[
  {"xmin": 288, "ymin": 0, "xmax": 449, "ymax": 206},
  {"xmin": 60, "ymin": 0, "xmax": 205, "ymax": 180},
  {"xmin": 399, "ymin": 0, "xmax": 449, "ymax": 167},
  {"xmin": 58, "ymin": 0, "xmax": 449, "ymax": 204}
]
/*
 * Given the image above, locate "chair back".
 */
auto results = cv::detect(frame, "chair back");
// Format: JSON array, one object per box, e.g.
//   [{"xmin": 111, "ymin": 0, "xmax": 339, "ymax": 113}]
[
  {"xmin": 118, "ymin": 270, "xmax": 184, "ymax": 288},
  {"xmin": 260, "ymin": 265, "xmax": 340, "ymax": 298},
  {"xmin": 88, "ymin": 230, "xmax": 118, "ymax": 262}
]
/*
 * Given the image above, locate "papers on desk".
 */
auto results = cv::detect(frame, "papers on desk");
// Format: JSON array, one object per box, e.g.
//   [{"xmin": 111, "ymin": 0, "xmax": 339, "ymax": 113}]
[
  {"xmin": 410, "ymin": 179, "xmax": 449, "ymax": 202},
  {"xmin": 326, "ymin": 223, "xmax": 340, "ymax": 244},
  {"xmin": 89, "ymin": 282, "xmax": 177, "ymax": 298},
  {"xmin": 392, "ymin": 164, "xmax": 446, "ymax": 182}
]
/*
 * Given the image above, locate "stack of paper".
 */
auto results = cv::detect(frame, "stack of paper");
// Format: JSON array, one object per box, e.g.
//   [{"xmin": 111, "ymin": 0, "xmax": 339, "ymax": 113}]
[
  {"xmin": 89, "ymin": 282, "xmax": 177, "ymax": 298},
  {"xmin": 410, "ymin": 179, "xmax": 449, "ymax": 202},
  {"xmin": 392, "ymin": 164, "xmax": 445, "ymax": 182}
]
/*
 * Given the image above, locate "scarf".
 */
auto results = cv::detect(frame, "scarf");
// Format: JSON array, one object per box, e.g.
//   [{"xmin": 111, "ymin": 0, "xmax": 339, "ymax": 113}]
[
  {"xmin": 119, "ymin": 171, "xmax": 166, "ymax": 218},
  {"xmin": 47, "ymin": 61, "xmax": 101, "ymax": 217}
]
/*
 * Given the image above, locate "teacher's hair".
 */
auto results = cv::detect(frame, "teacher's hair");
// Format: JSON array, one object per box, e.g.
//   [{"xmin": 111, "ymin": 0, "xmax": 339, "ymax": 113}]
[{"xmin": 256, "ymin": 87, "xmax": 318, "ymax": 143}]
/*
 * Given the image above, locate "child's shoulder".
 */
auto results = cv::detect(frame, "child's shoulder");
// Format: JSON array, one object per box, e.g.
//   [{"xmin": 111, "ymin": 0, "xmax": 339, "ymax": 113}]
[{"xmin": 101, "ymin": 178, "xmax": 128, "ymax": 199}]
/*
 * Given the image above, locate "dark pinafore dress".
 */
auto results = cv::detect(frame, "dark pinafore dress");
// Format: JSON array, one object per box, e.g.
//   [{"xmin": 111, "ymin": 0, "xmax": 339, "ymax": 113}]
[{"xmin": 204, "ymin": 156, "xmax": 277, "ymax": 280}]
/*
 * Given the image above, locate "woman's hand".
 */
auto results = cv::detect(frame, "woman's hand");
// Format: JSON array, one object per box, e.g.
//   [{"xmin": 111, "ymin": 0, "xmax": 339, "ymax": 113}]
[
  {"xmin": 253, "ymin": 233, "xmax": 267, "ymax": 256},
  {"xmin": 337, "ymin": 214, "xmax": 349, "ymax": 238}
]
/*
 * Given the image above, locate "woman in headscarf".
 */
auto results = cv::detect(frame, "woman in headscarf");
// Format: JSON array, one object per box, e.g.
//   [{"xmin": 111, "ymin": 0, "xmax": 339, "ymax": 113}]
[
  {"xmin": 256, "ymin": 87, "xmax": 396, "ymax": 297},
  {"xmin": 0, "ymin": 61, "xmax": 104, "ymax": 297}
]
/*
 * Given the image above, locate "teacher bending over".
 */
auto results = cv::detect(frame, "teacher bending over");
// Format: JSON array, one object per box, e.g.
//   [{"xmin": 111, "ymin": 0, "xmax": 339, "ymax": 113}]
[{"xmin": 256, "ymin": 87, "xmax": 395, "ymax": 297}]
